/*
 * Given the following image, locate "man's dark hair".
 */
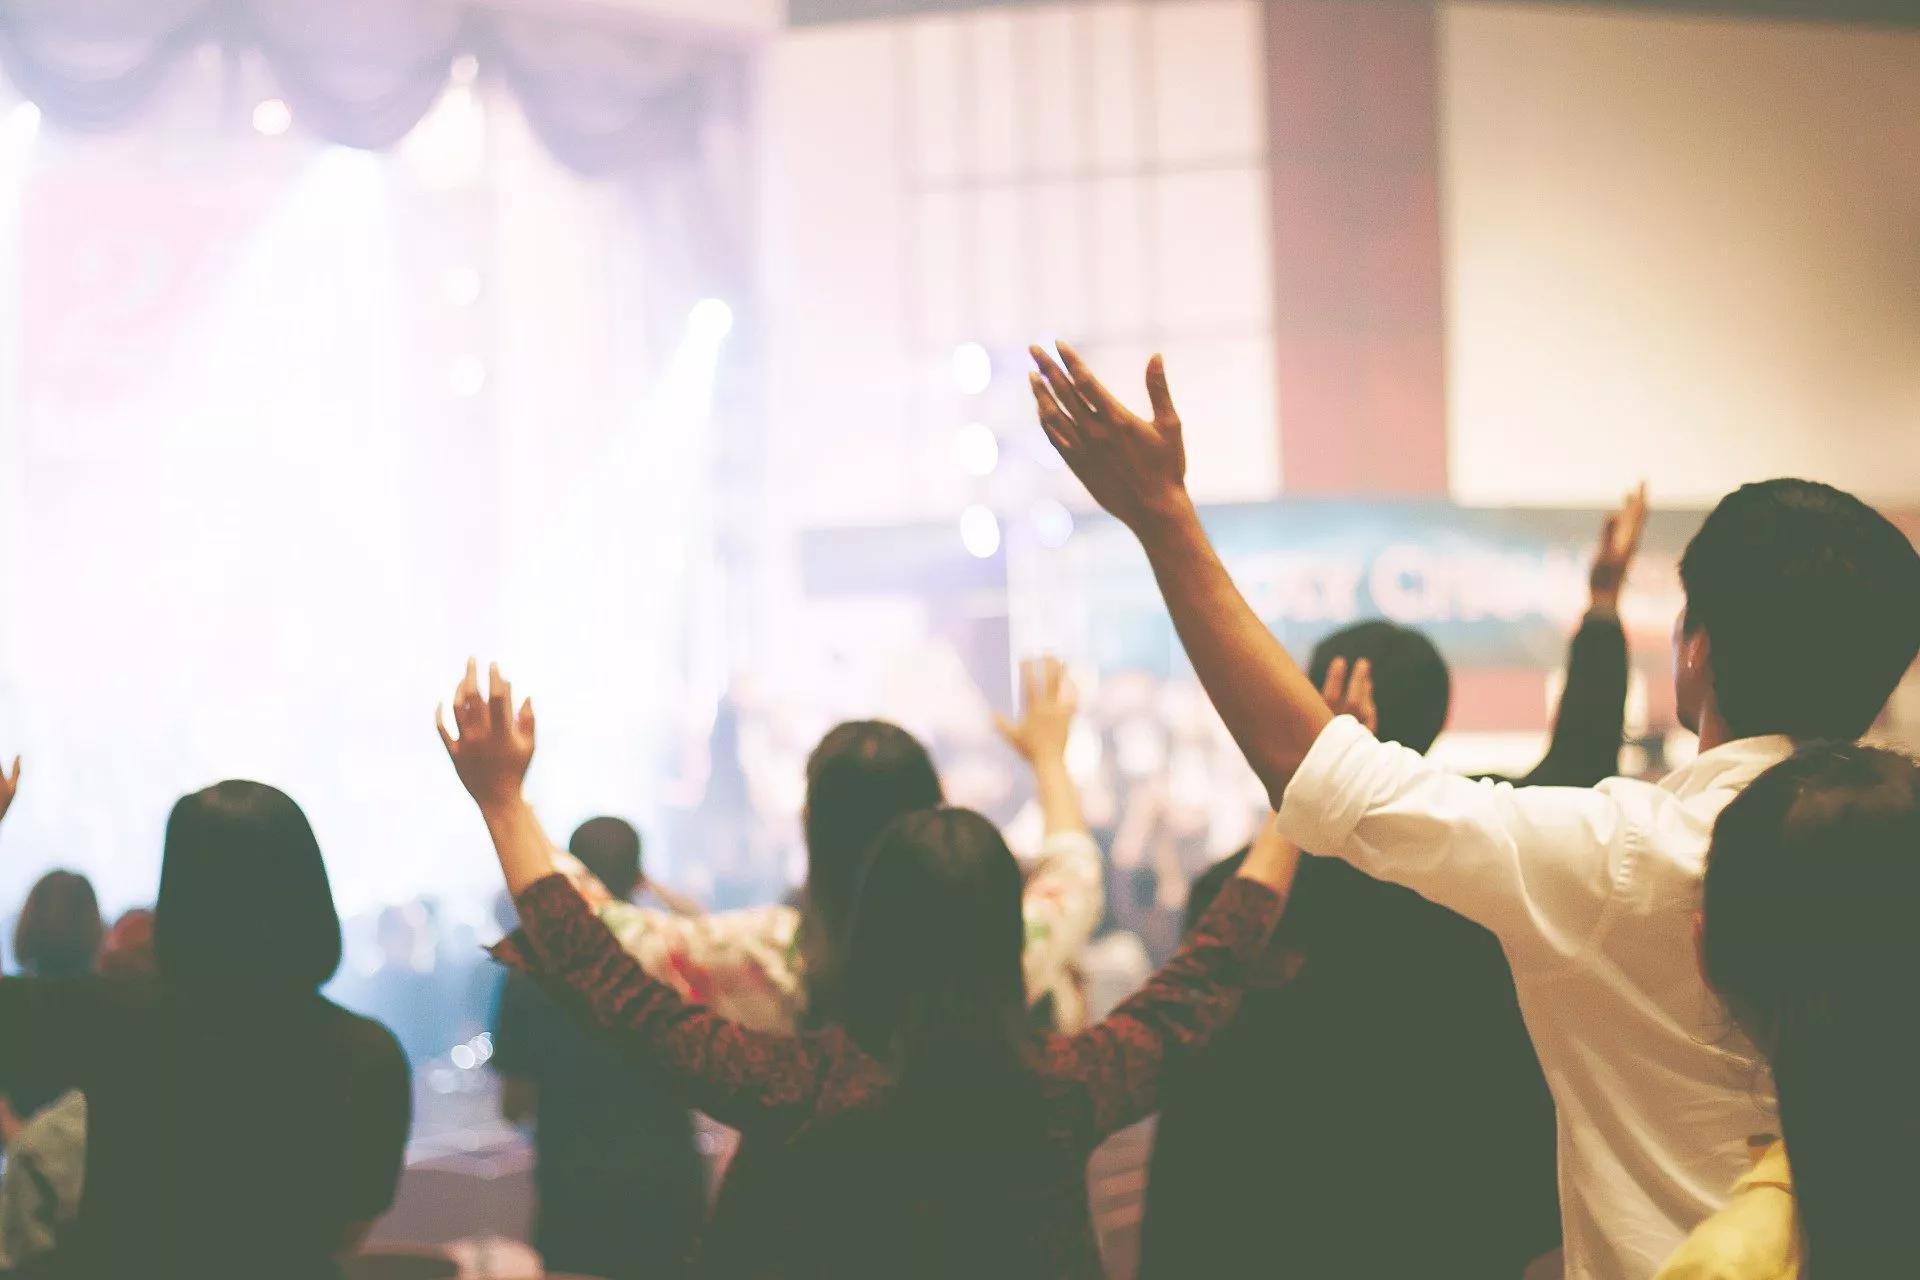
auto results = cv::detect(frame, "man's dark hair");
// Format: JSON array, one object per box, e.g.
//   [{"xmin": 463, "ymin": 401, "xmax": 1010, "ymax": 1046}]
[
  {"xmin": 1306, "ymin": 621, "xmax": 1452, "ymax": 754},
  {"xmin": 155, "ymin": 780, "xmax": 343, "ymax": 991},
  {"xmin": 569, "ymin": 816, "xmax": 644, "ymax": 901},
  {"xmin": 13, "ymin": 869, "xmax": 105, "ymax": 979},
  {"xmin": 1680, "ymin": 479, "xmax": 1920, "ymax": 741}
]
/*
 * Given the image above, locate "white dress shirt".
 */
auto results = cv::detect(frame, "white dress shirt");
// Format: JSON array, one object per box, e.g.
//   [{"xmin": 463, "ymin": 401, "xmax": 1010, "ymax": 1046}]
[{"xmin": 1277, "ymin": 716, "xmax": 1788, "ymax": 1280}]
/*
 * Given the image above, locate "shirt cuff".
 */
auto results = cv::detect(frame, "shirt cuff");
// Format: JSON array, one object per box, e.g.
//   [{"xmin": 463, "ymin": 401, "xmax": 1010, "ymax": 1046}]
[{"xmin": 1273, "ymin": 714, "xmax": 1380, "ymax": 858}]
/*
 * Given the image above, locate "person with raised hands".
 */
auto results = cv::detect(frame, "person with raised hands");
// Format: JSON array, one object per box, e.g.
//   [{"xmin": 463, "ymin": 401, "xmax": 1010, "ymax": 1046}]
[
  {"xmin": 570, "ymin": 655, "xmax": 1103, "ymax": 1035},
  {"xmin": 439, "ymin": 659, "xmax": 1297, "ymax": 1279},
  {"xmin": 1028, "ymin": 342, "xmax": 1920, "ymax": 1277}
]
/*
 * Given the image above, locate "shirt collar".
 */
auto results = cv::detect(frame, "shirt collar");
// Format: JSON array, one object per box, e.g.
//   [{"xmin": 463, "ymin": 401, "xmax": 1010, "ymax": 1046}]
[{"xmin": 1660, "ymin": 735, "xmax": 1797, "ymax": 801}]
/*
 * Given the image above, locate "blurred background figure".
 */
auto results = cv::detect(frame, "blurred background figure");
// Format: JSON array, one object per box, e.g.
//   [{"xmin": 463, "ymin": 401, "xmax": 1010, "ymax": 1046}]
[
  {"xmin": 491, "ymin": 818, "xmax": 705, "ymax": 1280},
  {"xmin": 0, "ymin": 908, "xmax": 155, "ymax": 1277}
]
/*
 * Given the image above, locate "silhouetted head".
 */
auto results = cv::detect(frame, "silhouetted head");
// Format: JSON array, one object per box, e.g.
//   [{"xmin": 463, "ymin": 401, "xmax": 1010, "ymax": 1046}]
[
  {"xmin": 1306, "ymin": 621, "xmax": 1452, "ymax": 754},
  {"xmin": 841, "ymin": 808, "xmax": 1029, "ymax": 1083},
  {"xmin": 570, "ymin": 816, "xmax": 644, "ymax": 901},
  {"xmin": 798, "ymin": 721, "xmax": 943, "ymax": 1019},
  {"xmin": 155, "ymin": 781, "xmax": 343, "ymax": 992},
  {"xmin": 13, "ymin": 870, "xmax": 104, "ymax": 979},
  {"xmin": 1702, "ymin": 743, "xmax": 1920, "ymax": 1276},
  {"xmin": 1677, "ymin": 480, "xmax": 1920, "ymax": 742}
]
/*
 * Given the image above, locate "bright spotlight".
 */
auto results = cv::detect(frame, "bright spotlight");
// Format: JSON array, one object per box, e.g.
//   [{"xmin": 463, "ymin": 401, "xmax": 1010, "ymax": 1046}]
[
  {"xmin": 960, "ymin": 504, "xmax": 1001, "ymax": 558},
  {"xmin": 951, "ymin": 342, "xmax": 992, "ymax": 395},
  {"xmin": 401, "ymin": 84, "xmax": 485, "ymax": 189},
  {"xmin": 451, "ymin": 54, "xmax": 481, "ymax": 86},
  {"xmin": 954, "ymin": 422, "xmax": 999, "ymax": 477},
  {"xmin": 252, "ymin": 98, "xmax": 293, "ymax": 137},
  {"xmin": 9, "ymin": 101, "xmax": 41, "ymax": 134},
  {"xmin": 1032, "ymin": 499, "xmax": 1074, "ymax": 548},
  {"xmin": 688, "ymin": 298, "xmax": 734, "ymax": 344},
  {"xmin": 450, "ymin": 1044, "xmax": 477, "ymax": 1070}
]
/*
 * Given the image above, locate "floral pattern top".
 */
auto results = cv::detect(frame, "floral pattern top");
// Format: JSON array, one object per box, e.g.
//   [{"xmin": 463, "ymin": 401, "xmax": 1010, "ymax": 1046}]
[{"xmin": 583, "ymin": 830, "xmax": 1106, "ymax": 1032}]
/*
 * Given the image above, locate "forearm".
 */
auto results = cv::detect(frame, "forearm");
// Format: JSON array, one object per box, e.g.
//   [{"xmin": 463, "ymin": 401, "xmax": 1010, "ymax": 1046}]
[
  {"xmin": 1135, "ymin": 499, "xmax": 1332, "ymax": 805},
  {"xmin": 1030, "ymin": 754, "xmax": 1086, "ymax": 838},
  {"xmin": 479, "ymin": 795, "xmax": 559, "ymax": 896}
]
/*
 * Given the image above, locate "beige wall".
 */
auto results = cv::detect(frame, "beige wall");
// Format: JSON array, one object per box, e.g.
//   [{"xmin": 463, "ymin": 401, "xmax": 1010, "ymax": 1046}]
[
  {"xmin": 1441, "ymin": 2, "xmax": 1920, "ymax": 508},
  {"xmin": 759, "ymin": 2, "xmax": 1277, "ymax": 532}
]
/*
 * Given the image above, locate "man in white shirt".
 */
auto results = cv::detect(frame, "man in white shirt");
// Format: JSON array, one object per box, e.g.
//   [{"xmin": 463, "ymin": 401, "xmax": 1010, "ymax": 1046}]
[{"xmin": 1026, "ymin": 344, "xmax": 1920, "ymax": 1278}]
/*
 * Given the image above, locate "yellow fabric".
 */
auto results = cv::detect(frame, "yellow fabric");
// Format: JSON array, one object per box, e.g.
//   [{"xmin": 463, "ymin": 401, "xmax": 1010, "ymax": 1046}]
[{"xmin": 1655, "ymin": 1143, "xmax": 1800, "ymax": 1280}]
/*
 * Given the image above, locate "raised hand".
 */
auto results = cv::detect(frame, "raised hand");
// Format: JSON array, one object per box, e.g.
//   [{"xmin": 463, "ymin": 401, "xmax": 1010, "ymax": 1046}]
[
  {"xmin": 1589, "ymin": 483, "xmax": 1649, "ymax": 613},
  {"xmin": 436, "ymin": 658, "xmax": 536, "ymax": 812},
  {"xmin": 993, "ymin": 656, "xmax": 1079, "ymax": 765},
  {"xmin": 1319, "ymin": 657, "xmax": 1379, "ymax": 736},
  {"xmin": 0, "ymin": 755, "xmax": 17, "ymax": 825},
  {"xmin": 1029, "ymin": 343, "xmax": 1189, "ymax": 532}
]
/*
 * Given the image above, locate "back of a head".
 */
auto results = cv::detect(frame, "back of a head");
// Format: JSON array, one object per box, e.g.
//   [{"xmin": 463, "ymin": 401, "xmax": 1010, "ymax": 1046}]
[
  {"xmin": 155, "ymin": 780, "xmax": 343, "ymax": 993},
  {"xmin": 1703, "ymin": 743, "xmax": 1920, "ymax": 1277},
  {"xmin": 799, "ymin": 721, "xmax": 943, "ymax": 1014},
  {"xmin": 1681, "ymin": 479, "xmax": 1920, "ymax": 741},
  {"xmin": 1306, "ymin": 621, "xmax": 1452, "ymax": 754},
  {"xmin": 13, "ymin": 869, "xmax": 105, "ymax": 979},
  {"xmin": 569, "ymin": 816, "xmax": 643, "ymax": 901},
  {"xmin": 841, "ymin": 808, "xmax": 1029, "ymax": 1082}
]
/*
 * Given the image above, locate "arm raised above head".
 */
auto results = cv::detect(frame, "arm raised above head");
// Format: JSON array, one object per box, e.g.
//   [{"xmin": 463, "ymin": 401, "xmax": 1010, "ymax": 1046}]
[{"xmin": 1027, "ymin": 344, "xmax": 1331, "ymax": 806}]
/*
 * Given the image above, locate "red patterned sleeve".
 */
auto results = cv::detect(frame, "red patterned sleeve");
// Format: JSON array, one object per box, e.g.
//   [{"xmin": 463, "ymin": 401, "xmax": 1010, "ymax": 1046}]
[
  {"xmin": 1064, "ymin": 876, "xmax": 1284, "ymax": 1140},
  {"xmin": 498, "ymin": 874, "xmax": 852, "ymax": 1133}
]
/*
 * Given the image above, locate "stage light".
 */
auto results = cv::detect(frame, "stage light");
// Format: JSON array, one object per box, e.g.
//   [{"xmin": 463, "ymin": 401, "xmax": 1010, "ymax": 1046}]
[
  {"xmin": 954, "ymin": 422, "xmax": 998, "ymax": 476},
  {"xmin": 450, "ymin": 54, "xmax": 480, "ymax": 86},
  {"xmin": 688, "ymin": 298, "xmax": 734, "ymax": 344},
  {"xmin": 952, "ymin": 342, "xmax": 991, "ymax": 395},
  {"xmin": 960, "ymin": 504, "xmax": 1001, "ymax": 558},
  {"xmin": 1032, "ymin": 498, "xmax": 1074, "ymax": 548},
  {"xmin": 441, "ymin": 265, "xmax": 483, "ymax": 307},
  {"xmin": 9, "ymin": 101, "xmax": 41, "ymax": 133},
  {"xmin": 402, "ymin": 84, "xmax": 485, "ymax": 189},
  {"xmin": 252, "ymin": 98, "xmax": 293, "ymax": 137},
  {"xmin": 448, "ymin": 354, "xmax": 487, "ymax": 398},
  {"xmin": 450, "ymin": 1044, "xmax": 477, "ymax": 1070}
]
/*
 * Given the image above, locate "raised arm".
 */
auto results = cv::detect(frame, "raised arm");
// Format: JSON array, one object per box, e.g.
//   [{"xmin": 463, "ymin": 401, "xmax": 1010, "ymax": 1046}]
[
  {"xmin": 438, "ymin": 659, "xmax": 852, "ymax": 1130},
  {"xmin": 1515, "ymin": 487, "xmax": 1642, "ymax": 788},
  {"xmin": 1067, "ymin": 827, "xmax": 1297, "ymax": 1139},
  {"xmin": 994, "ymin": 657, "xmax": 1107, "ymax": 1003},
  {"xmin": 1029, "ymin": 346, "xmax": 1329, "ymax": 808}
]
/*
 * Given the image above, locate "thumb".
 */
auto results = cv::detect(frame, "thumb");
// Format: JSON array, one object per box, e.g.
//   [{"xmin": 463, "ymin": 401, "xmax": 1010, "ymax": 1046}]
[{"xmin": 1145, "ymin": 354, "xmax": 1178, "ymax": 426}]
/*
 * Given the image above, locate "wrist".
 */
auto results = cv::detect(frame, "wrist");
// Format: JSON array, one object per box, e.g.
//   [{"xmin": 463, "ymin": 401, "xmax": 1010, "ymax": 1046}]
[
  {"xmin": 1587, "ymin": 591, "xmax": 1621, "ymax": 617},
  {"xmin": 1129, "ymin": 488, "xmax": 1200, "ymax": 545},
  {"xmin": 476, "ymin": 790, "xmax": 530, "ymax": 824}
]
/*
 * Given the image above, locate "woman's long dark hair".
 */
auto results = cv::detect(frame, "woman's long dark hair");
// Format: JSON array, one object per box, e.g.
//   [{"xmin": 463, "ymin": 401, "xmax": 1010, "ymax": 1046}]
[
  {"xmin": 1702, "ymin": 743, "xmax": 1920, "ymax": 1278},
  {"xmin": 13, "ymin": 870, "xmax": 105, "ymax": 978},
  {"xmin": 840, "ymin": 808, "xmax": 1032, "ymax": 1085},
  {"xmin": 155, "ymin": 780, "xmax": 343, "ymax": 993},
  {"xmin": 797, "ymin": 722, "xmax": 942, "ymax": 1024}
]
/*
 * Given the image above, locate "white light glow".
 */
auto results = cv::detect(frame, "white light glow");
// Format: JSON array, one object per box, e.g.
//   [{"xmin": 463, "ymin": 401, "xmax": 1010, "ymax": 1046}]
[
  {"xmin": 688, "ymin": 298, "xmax": 734, "ymax": 344},
  {"xmin": 441, "ymin": 265, "xmax": 483, "ymax": 307},
  {"xmin": 450, "ymin": 54, "xmax": 480, "ymax": 86},
  {"xmin": 960, "ymin": 504, "xmax": 1001, "ymax": 558},
  {"xmin": 951, "ymin": 342, "xmax": 992, "ymax": 395},
  {"xmin": 954, "ymin": 422, "xmax": 998, "ymax": 476},
  {"xmin": 450, "ymin": 1044, "xmax": 477, "ymax": 1070},
  {"xmin": 448, "ymin": 353, "xmax": 487, "ymax": 398},
  {"xmin": 10, "ymin": 101, "xmax": 42, "ymax": 135},
  {"xmin": 252, "ymin": 98, "xmax": 293, "ymax": 137},
  {"xmin": 401, "ymin": 84, "xmax": 486, "ymax": 189},
  {"xmin": 1032, "ymin": 498, "xmax": 1074, "ymax": 548}
]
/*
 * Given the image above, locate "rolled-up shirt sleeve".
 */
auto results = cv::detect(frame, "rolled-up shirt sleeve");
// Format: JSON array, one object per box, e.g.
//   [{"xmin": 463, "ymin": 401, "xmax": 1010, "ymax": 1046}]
[{"xmin": 1275, "ymin": 715, "xmax": 1634, "ymax": 967}]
